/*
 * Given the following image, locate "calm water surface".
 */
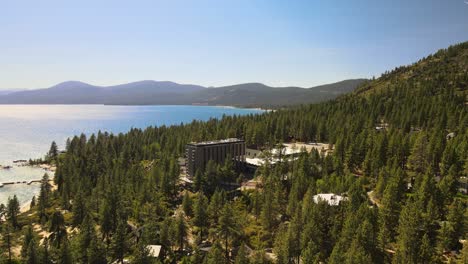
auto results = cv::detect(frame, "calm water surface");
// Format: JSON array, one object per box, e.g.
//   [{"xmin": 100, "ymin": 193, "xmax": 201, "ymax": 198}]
[{"xmin": 0, "ymin": 105, "xmax": 263, "ymax": 205}]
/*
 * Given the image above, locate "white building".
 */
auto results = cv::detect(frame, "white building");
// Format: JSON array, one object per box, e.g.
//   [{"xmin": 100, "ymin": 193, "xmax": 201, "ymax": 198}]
[
  {"xmin": 147, "ymin": 245, "xmax": 162, "ymax": 258},
  {"xmin": 313, "ymin": 193, "xmax": 346, "ymax": 206},
  {"xmin": 245, "ymin": 142, "xmax": 333, "ymax": 170}
]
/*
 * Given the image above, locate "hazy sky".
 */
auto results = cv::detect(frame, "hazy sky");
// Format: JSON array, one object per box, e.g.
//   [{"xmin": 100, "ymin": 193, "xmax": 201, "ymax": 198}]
[{"xmin": 1, "ymin": 0, "xmax": 467, "ymax": 89}]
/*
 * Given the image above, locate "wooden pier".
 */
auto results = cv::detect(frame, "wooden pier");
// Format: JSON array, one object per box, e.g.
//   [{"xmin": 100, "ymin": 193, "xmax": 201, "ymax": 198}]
[{"xmin": 0, "ymin": 179, "xmax": 51, "ymax": 188}]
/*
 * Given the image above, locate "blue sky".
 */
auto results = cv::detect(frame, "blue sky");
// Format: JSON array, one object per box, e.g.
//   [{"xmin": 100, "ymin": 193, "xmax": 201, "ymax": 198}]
[{"xmin": 1, "ymin": 0, "xmax": 467, "ymax": 89}]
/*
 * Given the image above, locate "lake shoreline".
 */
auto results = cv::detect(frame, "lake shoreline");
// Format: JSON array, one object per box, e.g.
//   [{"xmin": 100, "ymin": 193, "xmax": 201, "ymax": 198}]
[
  {"xmin": 0, "ymin": 103, "xmax": 272, "ymax": 111},
  {"xmin": 0, "ymin": 104, "xmax": 263, "ymax": 206}
]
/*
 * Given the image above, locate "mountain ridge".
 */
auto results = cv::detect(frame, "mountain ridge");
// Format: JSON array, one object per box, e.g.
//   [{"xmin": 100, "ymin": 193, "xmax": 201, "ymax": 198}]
[{"xmin": 0, "ymin": 79, "xmax": 367, "ymax": 107}]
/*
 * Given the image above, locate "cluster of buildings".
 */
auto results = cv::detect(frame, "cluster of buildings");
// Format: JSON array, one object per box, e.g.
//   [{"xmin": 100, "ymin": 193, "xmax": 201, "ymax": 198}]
[
  {"xmin": 168, "ymin": 138, "xmax": 344, "ymax": 261},
  {"xmin": 185, "ymin": 138, "xmax": 332, "ymax": 178},
  {"xmin": 183, "ymin": 138, "xmax": 346, "ymax": 206}
]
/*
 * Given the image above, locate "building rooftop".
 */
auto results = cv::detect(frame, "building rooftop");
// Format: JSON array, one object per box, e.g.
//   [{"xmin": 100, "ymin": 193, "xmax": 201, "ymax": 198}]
[
  {"xmin": 246, "ymin": 157, "xmax": 266, "ymax": 167},
  {"xmin": 270, "ymin": 146, "xmax": 303, "ymax": 156},
  {"xmin": 187, "ymin": 138, "xmax": 244, "ymax": 146},
  {"xmin": 283, "ymin": 142, "xmax": 332, "ymax": 154},
  {"xmin": 313, "ymin": 193, "xmax": 347, "ymax": 206},
  {"xmin": 147, "ymin": 245, "xmax": 162, "ymax": 258},
  {"xmin": 246, "ymin": 156, "xmax": 299, "ymax": 167}
]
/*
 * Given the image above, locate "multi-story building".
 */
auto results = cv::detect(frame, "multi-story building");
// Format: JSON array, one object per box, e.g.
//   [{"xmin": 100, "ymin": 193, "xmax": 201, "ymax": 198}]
[{"xmin": 185, "ymin": 138, "xmax": 245, "ymax": 178}]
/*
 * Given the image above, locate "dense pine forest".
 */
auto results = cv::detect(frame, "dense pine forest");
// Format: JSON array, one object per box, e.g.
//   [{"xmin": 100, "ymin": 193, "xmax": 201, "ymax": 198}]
[{"xmin": 1, "ymin": 42, "xmax": 467, "ymax": 263}]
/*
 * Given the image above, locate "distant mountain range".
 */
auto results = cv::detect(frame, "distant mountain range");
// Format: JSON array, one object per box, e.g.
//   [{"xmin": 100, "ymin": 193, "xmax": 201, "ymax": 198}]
[
  {"xmin": 0, "ymin": 79, "xmax": 366, "ymax": 107},
  {"xmin": 0, "ymin": 89, "xmax": 25, "ymax": 96}
]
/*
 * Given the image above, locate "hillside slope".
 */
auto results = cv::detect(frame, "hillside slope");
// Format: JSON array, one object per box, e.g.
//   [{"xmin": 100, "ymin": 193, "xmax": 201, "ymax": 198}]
[
  {"xmin": 280, "ymin": 42, "xmax": 468, "ymax": 143},
  {"xmin": 354, "ymin": 43, "xmax": 468, "ymax": 98},
  {"xmin": 184, "ymin": 79, "xmax": 366, "ymax": 107}
]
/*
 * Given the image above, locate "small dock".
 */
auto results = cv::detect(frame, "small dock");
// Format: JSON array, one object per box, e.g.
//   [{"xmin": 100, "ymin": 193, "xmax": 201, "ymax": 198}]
[{"xmin": 0, "ymin": 179, "xmax": 52, "ymax": 188}]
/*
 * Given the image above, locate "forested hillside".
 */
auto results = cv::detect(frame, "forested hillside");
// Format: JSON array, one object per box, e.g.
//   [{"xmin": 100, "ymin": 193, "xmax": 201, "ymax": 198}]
[{"xmin": 1, "ymin": 42, "xmax": 467, "ymax": 263}]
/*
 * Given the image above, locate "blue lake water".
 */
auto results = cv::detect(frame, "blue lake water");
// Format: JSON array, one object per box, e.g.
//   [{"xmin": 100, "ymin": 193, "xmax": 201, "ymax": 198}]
[{"xmin": 0, "ymin": 105, "xmax": 264, "ymax": 205}]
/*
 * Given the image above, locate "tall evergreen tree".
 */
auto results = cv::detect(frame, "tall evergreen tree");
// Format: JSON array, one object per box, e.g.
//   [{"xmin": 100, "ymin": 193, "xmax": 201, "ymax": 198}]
[
  {"xmin": 6, "ymin": 195, "xmax": 20, "ymax": 228},
  {"xmin": 193, "ymin": 192, "xmax": 209, "ymax": 239},
  {"xmin": 218, "ymin": 203, "xmax": 240, "ymax": 261},
  {"xmin": 175, "ymin": 212, "xmax": 187, "ymax": 251},
  {"xmin": 21, "ymin": 225, "xmax": 35, "ymax": 259},
  {"xmin": 378, "ymin": 172, "xmax": 403, "ymax": 248},
  {"xmin": 204, "ymin": 241, "xmax": 225, "ymax": 264},
  {"xmin": 111, "ymin": 219, "xmax": 129, "ymax": 263},
  {"xmin": 49, "ymin": 211, "xmax": 67, "ymax": 249},
  {"xmin": 2, "ymin": 223, "xmax": 14, "ymax": 263},
  {"xmin": 235, "ymin": 244, "xmax": 250, "ymax": 264},
  {"xmin": 48, "ymin": 141, "xmax": 59, "ymax": 161},
  {"xmin": 25, "ymin": 239, "xmax": 39, "ymax": 264},
  {"xmin": 38, "ymin": 173, "xmax": 52, "ymax": 221},
  {"xmin": 393, "ymin": 199, "xmax": 423, "ymax": 264}
]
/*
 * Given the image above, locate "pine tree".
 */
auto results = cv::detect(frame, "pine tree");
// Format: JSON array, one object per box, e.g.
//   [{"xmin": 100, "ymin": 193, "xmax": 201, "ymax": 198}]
[
  {"xmin": 193, "ymin": 192, "xmax": 209, "ymax": 239},
  {"xmin": 159, "ymin": 217, "xmax": 172, "ymax": 249},
  {"xmin": 437, "ymin": 221, "xmax": 452, "ymax": 253},
  {"xmin": 111, "ymin": 219, "xmax": 128, "ymax": 263},
  {"xmin": 218, "ymin": 203, "xmax": 239, "ymax": 261},
  {"xmin": 6, "ymin": 195, "xmax": 20, "ymax": 228},
  {"xmin": 393, "ymin": 199, "xmax": 423, "ymax": 264},
  {"xmin": 193, "ymin": 170, "xmax": 204, "ymax": 193},
  {"xmin": 175, "ymin": 212, "xmax": 187, "ymax": 251},
  {"xmin": 47, "ymin": 141, "xmax": 58, "ymax": 160},
  {"xmin": 208, "ymin": 189, "xmax": 224, "ymax": 224},
  {"xmin": 58, "ymin": 241, "xmax": 73, "ymax": 264},
  {"xmin": 287, "ymin": 206, "xmax": 303, "ymax": 263},
  {"xmin": 182, "ymin": 191, "xmax": 193, "ymax": 217},
  {"xmin": 41, "ymin": 238, "xmax": 51, "ymax": 264},
  {"xmin": 408, "ymin": 133, "xmax": 430, "ymax": 174},
  {"xmin": 25, "ymin": 239, "xmax": 39, "ymax": 264},
  {"xmin": 260, "ymin": 187, "xmax": 278, "ymax": 233},
  {"xmin": 38, "ymin": 173, "xmax": 52, "ymax": 221},
  {"xmin": 438, "ymin": 200, "xmax": 465, "ymax": 252},
  {"xmin": 250, "ymin": 190, "xmax": 262, "ymax": 220},
  {"xmin": 378, "ymin": 174, "xmax": 403, "ymax": 248},
  {"xmin": 21, "ymin": 225, "xmax": 35, "ymax": 259},
  {"xmin": 274, "ymin": 225, "xmax": 289, "ymax": 264},
  {"xmin": 133, "ymin": 241, "xmax": 154, "ymax": 264},
  {"xmin": 0, "ymin": 203, "xmax": 6, "ymax": 223},
  {"xmin": 2, "ymin": 223, "xmax": 14, "ymax": 263},
  {"xmin": 72, "ymin": 189, "xmax": 86, "ymax": 226},
  {"xmin": 48, "ymin": 141, "xmax": 59, "ymax": 161},
  {"xmin": 191, "ymin": 248, "xmax": 205, "ymax": 264},
  {"xmin": 100, "ymin": 198, "xmax": 114, "ymax": 242},
  {"xmin": 204, "ymin": 241, "xmax": 225, "ymax": 264},
  {"xmin": 419, "ymin": 233, "xmax": 434, "ymax": 264},
  {"xmin": 76, "ymin": 214, "xmax": 96, "ymax": 262},
  {"xmin": 235, "ymin": 244, "xmax": 250, "ymax": 264},
  {"xmin": 49, "ymin": 211, "xmax": 68, "ymax": 249},
  {"xmin": 438, "ymin": 169, "xmax": 457, "ymax": 205},
  {"xmin": 345, "ymin": 240, "xmax": 373, "ymax": 264},
  {"xmin": 302, "ymin": 241, "xmax": 320, "ymax": 264},
  {"xmin": 87, "ymin": 235, "xmax": 107, "ymax": 264},
  {"xmin": 30, "ymin": 195, "xmax": 36, "ymax": 209}
]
